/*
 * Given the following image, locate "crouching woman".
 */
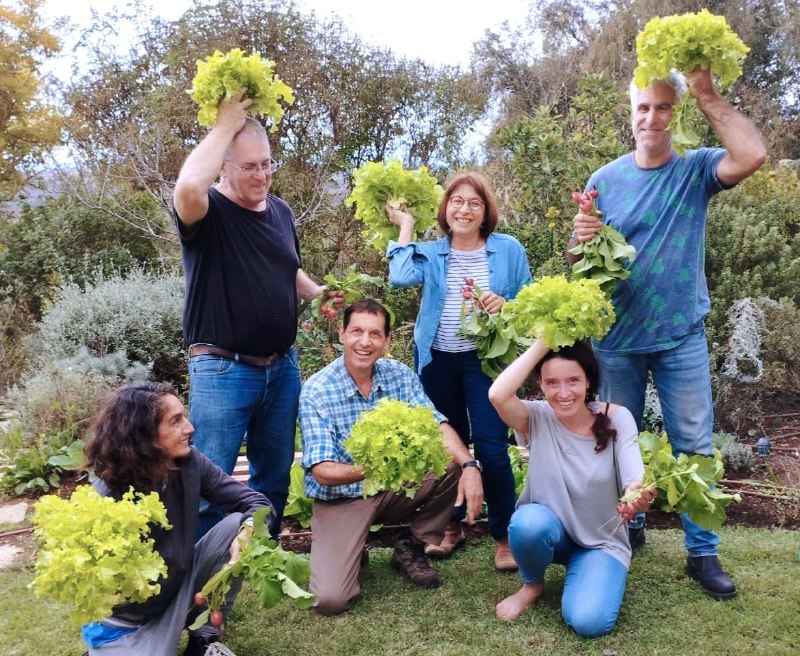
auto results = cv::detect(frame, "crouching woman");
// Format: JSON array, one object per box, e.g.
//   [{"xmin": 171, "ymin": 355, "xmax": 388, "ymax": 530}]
[
  {"xmin": 82, "ymin": 381, "xmax": 273, "ymax": 656},
  {"xmin": 488, "ymin": 340, "xmax": 655, "ymax": 637}
]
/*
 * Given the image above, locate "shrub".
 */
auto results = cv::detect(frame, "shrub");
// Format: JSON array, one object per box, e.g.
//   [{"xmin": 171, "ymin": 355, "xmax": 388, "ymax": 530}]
[
  {"xmin": 706, "ymin": 167, "xmax": 800, "ymax": 347},
  {"xmin": 0, "ymin": 423, "xmax": 87, "ymax": 497},
  {"xmin": 31, "ymin": 269, "xmax": 186, "ymax": 386},
  {"xmin": 8, "ymin": 350, "xmax": 149, "ymax": 441},
  {"xmin": 712, "ymin": 431, "xmax": 756, "ymax": 474},
  {"xmin": 491, "ymin": 74, "xmax": 629, "ymax": 275},
  {"xmin": 0, "ymin": 191, "xmax": 171, "ymax": 322},
  {"xmin": 713, "ymin": 297, "xmax": 800, "ymax": 434},
  {"xmin": 0, "ymin": 287, "xmax": 29, "ymax": 394},
  {"xmin": 642, "ymin": 378, "xmax": 664, "ymax": 434}
]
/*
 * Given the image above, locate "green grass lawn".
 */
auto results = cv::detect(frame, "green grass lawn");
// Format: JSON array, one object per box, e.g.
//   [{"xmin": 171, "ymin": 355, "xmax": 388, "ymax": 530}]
[{"xmin": 2, "ymin": 527, "xmax": 798, "ymax": 656}]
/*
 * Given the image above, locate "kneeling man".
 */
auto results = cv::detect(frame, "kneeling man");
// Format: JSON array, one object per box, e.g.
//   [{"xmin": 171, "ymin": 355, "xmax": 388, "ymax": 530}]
[{"xmin": 299, "ymin": 299, "xmax": 483, "ymax": 615}]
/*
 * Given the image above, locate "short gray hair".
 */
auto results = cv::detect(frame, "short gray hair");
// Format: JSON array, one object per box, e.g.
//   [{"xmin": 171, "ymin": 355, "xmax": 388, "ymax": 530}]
[
  {"xmin": 223, "ymin": 117, "xmax": 269, "ymax": 162},
  {"xmin": 629, "ymin": 69, "xmax": 688, "ymax": 112}
]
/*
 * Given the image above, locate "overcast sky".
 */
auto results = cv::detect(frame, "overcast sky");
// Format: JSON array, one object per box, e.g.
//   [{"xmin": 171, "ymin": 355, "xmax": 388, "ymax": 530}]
[{"xmin": 42, "ymin": 0, "xmax": 531, "ymax": 68}]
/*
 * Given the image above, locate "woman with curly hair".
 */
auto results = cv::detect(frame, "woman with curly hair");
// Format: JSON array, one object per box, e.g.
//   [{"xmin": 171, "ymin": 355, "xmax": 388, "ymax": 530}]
[
  {"xmin": 82, "ymin": 381, "xmax": 272, "ymax": 656},
  {"xmin": 488, "ymin": 340, "xmax": 655, "ymax": 637}
]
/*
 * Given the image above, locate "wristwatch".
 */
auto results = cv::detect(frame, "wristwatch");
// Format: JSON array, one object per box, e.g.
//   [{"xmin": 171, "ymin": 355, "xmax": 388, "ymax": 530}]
[{"xmin": 462, "ymin": 459, "xmax": 483, "ymax": 473}]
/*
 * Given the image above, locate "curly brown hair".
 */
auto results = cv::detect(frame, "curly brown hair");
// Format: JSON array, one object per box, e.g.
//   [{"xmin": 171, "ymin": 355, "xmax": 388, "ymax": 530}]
[
  {"xmin": 533, "ymin": 341, "xmax": 618, "ymax": 453},
  {"xmin": 85, "ymin": 381, "xmax": 180, "ymax": 493}
]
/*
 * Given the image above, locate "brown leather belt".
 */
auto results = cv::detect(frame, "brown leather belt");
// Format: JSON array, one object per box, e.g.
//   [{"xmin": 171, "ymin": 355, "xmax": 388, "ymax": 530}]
[{"xmin": 189, "ymin": 344, "xmax": 280, "ymax": 367}]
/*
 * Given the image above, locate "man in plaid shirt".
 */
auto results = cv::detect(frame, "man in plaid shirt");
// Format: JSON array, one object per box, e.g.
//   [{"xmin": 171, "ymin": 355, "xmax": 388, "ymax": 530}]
[{"xmin": 299, "ymin": 299, "xmax": 484, "ymax": 615}]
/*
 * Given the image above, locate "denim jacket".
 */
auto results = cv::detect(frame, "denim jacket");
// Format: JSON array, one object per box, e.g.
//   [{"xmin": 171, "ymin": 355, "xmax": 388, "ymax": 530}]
[{"xmin": 387, "ymin": 233, "xmax": 532, "ymax": 373}]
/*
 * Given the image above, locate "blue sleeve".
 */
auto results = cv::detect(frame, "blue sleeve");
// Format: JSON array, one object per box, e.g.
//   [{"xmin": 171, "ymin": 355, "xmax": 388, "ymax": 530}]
[
  {"xmin": 386, "ymin": 240, "xmax": 426, "ymax": 287},
  {"xmin": 299, "ymin": 387, "xmax": 350, "ymax": 469}
]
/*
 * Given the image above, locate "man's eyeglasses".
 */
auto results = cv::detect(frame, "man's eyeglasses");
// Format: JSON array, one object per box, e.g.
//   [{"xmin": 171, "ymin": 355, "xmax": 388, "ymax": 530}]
[
  {"xmin": 449, "ymin": 196, "xmax": 484, "ymax": 211},
  {"xmin": 227, "ymin": 160, "xmax": 279, "ymax": 174}
]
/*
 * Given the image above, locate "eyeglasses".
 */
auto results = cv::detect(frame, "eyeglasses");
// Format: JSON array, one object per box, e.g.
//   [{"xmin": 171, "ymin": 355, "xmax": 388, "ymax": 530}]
[
  {"xmin": 227, "ymin": 159, "xmax": 278, "ymax": 174},
  {"xmin": 449, "ymin": 196, "xmax": 484, "ymax": 211}
]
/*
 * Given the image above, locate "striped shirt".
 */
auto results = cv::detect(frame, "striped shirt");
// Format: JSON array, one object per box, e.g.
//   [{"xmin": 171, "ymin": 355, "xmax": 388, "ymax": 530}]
[
  {"xmin": 432, "ymin": 247, "xmax": 490, "ymax": 352},
  {"xmin": 299, "ymin": 357, "xmax": 446, "ymax": 500}
]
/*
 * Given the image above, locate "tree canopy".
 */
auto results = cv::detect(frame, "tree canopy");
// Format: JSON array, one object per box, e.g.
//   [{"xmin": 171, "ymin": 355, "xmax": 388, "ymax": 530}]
[{"xmin": 0, "ymin": 0, "xmax": 63, "ymax": 201}]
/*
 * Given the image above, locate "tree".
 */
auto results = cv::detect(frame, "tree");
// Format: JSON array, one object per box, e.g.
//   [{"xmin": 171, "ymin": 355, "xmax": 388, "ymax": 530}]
[
  {"xmin": 0, "ymin": 190, "xmax": 170, "ymax": 321},
  {"xmin": 476, "ymin": 0, "xmax": 799, "ymax": 159},
  {"xmin": 489, "ymin": 74, "xmax": 629, "ymax": 276},
  {"xmin": 59, "ymin": 0, "xmax": 488, "ymax": 264},
  {"xmin": 0, "ymin": 0, "xmax": 62, "ymax": 201}
]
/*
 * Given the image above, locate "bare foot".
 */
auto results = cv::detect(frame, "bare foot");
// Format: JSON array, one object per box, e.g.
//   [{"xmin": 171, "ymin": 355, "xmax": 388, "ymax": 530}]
[{"xmin": 495, "ymin": 582, "xmax": 544, "ymax": 621}]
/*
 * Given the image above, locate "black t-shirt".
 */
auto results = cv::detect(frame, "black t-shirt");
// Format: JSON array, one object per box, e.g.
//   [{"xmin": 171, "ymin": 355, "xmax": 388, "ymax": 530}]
[{"xmin": 176, "ymin": 188, "xmax": 301, "ymax": 356}]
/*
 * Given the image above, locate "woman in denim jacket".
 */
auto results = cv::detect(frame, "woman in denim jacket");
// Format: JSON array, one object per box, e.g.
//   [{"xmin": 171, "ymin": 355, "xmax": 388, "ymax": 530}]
[{"xmin": 386, "ymin": 171, "xmax": 532, "ymax": 570}]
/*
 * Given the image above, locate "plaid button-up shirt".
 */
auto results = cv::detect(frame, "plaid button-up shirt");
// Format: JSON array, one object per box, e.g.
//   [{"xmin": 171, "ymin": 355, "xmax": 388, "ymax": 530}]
[{"xmin": 299, "ymin": 356, "xmax": 446, "ymax": 500}]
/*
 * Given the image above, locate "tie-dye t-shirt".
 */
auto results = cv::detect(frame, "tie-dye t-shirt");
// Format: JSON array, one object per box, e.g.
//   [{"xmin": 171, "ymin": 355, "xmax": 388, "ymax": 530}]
[{"xmin": 587, "ymin": 148, "xmax": 727, "ymax": 354}]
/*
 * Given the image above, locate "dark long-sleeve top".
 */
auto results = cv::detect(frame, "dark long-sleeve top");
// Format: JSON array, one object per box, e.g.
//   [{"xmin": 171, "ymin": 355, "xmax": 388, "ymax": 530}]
[{"xmin": 94, "ymin": 448, "xmax": 273, "ymax": 622}]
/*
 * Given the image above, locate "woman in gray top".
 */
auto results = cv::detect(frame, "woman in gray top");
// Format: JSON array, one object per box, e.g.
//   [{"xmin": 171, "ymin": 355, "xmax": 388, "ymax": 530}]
[{"xmin": 488, "ymin": 340, "xmax": 655, "ymax": 637}]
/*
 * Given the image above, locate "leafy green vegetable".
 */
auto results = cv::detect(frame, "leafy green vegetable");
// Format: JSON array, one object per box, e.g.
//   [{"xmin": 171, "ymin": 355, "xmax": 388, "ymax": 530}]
[
  {"xmin": 283, "ymin": 462, "xmax": 313, "ymax": 529},
  {"xmin": 310, "ymin": 264, "xmax": 389, "ymax": 322},
  {"xmin": 633, "ymin": 10, "xmax": 749, "ymax": 155},
  {"xmin": 345, "ymin": 159, "xmax": 443, "ymax": 252},
  {"xmin": 30, "ymin": 485, "xmax": 171, "ymax": 625},
  {"xmin": 508, "ymin": 445, "xmax": 527, "ymax": 498},
  {"xmin": 620, "ymin": 432, "xmax": 741, "ymax": 531},
  {"xmin": 501, "ymin": 276, "xmax": 615, "ymax": 350},
  {"xmin": 191, "ymin": 508, "xmax": 313, "ymax": 629},
  {"xmin": 457, "ymin": 281, "xmax": 527, "ymax": 379},
  {"xmin": 344, "ymin": 398, "xmax": 449, "ymax": 498},
  {"xmin": 570, "ymin": 225, "xmax": 636, "ymax": 296},
  {"xmin": 189, "ymin": 49, "xmax": 295, "ymax": 128}
]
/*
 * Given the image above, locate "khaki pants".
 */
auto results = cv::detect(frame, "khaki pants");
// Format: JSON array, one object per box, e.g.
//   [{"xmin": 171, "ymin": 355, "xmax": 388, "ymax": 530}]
[{"xmin": 310, "ymin": 462, "xmax": 461, "ymax": 615}]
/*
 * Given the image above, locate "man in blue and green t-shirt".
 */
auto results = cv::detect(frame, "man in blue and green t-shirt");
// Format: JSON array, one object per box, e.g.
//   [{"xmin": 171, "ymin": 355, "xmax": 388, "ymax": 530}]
[{"xmin": 569, "ymin": 67, "xmax": 765, "ymax": 600}]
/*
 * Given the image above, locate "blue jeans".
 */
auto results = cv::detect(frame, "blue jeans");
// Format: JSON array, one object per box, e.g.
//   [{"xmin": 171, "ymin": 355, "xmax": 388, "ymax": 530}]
[
  {"xmin": 509, "ymin": 504, "xmax": 628, "ymax": 638},
  {"xmin": 419, "ymin": 348, "xmax": 516, "ymax": 540},
  {"xmin": 595, "ymin": 329, "xmax": 719, "ymax": 555},
  {"xmin": 189, "ymin": 347, "xmax": 300, "ymax": 538}
]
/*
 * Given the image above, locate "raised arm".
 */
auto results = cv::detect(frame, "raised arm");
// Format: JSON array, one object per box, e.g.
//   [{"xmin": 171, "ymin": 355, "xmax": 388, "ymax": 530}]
[
  {"xmin": 385, "ymin": 203, "xmax": 415, "ymax": 246},
  {"xmin": 488, "ymin": 339, "xmax": 550, "ymax": 439},
  {"xmin": 686, "ymin": 67, "xmax": 766, "ymax": 186},
  {"xmin": 173, "ymin": 89, "xmax": 252, "ymax": 226}
]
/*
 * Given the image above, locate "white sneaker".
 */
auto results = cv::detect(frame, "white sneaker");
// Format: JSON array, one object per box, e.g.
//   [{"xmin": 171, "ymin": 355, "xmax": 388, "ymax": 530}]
[{"xmin": 205, "ymin": 644, "xmax": 236, "ymax": 656}]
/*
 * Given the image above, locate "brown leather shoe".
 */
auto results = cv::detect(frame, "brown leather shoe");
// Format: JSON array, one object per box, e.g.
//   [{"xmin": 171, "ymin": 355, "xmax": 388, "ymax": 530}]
[
  {"xmin": 425, "ymin": 521, "xmax": 466, "ymax": 558},
  {"xmin": 494, "ymin": 538, "xmax": 518, "ymax": 572}
]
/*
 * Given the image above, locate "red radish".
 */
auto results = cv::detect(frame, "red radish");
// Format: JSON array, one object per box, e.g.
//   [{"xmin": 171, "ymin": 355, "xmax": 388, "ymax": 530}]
[
  {"xmin": 210, "ymin": 610, "xmax": 224, "ymax": 627},
  {"xmin": 194, "ymin": 592, "xmax": 206, "ymax": 606}
]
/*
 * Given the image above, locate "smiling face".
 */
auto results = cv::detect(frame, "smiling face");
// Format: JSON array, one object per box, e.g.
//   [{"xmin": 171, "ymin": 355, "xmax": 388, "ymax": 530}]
[
  {"xmin": 538, "ymin": 357, "xmax": 591, "ymax": 422},
  {"xmin": 219, "ymin": 128, "xmax": 272, "ymax": 211},
  {"xmin": 339, "ymin": 310, "xmax": 391, "ymax": 380},
  {"xmin": 444, "ymin": 183, "xmax": 486, "ymax": 245},
  {"xmin": 155, "ymin": 394, "xmax": 194, "ymax": 460},
  {"xmin": 632, "ymin": 81, "xmax": 677, "ymax": 166}
]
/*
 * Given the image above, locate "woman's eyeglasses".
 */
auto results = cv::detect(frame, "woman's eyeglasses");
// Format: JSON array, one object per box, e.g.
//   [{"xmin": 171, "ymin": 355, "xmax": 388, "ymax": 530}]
[{"xmin": 449, "ymin": 196, "xmax": 484, "ymax": 211}]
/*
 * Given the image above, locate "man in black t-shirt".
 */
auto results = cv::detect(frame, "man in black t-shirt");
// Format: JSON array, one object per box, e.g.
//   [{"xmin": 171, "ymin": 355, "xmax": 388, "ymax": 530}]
[{"xmin": 173, "ymin": 89, "xmax": 338, "ymax": 538}]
